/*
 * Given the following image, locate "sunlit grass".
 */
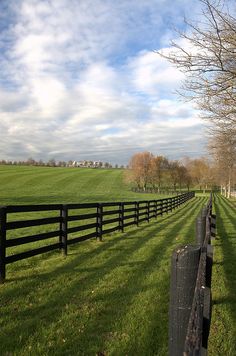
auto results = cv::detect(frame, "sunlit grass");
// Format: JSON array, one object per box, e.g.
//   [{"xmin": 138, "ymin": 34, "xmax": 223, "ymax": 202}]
[
  {"xmin": 208, "ymin": 194, "xmax": 236, "ymax": 356},
  {"xmin": 0, "ymin": 165, "xmax": 169, "ymax": 205},
  {"xmin": 0, "ymin": 196, "xmax": 207, "ymax": 355},
  {"xmin": 2, "ymin": 167, "xmax": 234, "ymax": 354}
]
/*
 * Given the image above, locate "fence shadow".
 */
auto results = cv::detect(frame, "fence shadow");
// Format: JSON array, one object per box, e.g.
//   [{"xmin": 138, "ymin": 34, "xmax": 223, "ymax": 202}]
[
  {"xmin": 0, "ymin": 197, "xmax": 205, "ymax": 355},
  {"xmin": 213, "ymin": 195, "xmax": 236, "ymax": 323}
]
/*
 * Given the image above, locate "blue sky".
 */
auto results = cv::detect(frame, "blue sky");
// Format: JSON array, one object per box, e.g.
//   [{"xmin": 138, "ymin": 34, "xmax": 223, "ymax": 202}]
[{"xmin": 0, "ymin": 0, "xmax": 208, "ymax": 164}]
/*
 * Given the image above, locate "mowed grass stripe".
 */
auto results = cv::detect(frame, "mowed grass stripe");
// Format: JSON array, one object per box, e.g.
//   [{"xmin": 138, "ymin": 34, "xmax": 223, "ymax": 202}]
[
  {"xmin": 0, "ymin": 166, "xmax": 160, "ymax": 205},
  {"xmin": 208, "ymin": 194, "xmax": 236, "ymax": 356},
  {"xmin": 0, "ymin": 197, "xmax": 205, "ymax": 356}
]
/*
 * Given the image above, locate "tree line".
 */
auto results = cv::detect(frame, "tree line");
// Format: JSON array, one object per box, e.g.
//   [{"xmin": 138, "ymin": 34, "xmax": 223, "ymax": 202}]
[
  {"xmin": 128, "ymin": 151, "xmax": 235, "ymax": 196},
  {"xmin": 0, "ymin": 158, "xmax": 127, "ymax": 169}
]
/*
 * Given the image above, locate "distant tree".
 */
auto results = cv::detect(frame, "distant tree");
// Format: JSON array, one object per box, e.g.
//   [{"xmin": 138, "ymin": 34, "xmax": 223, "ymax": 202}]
[
  {"xmin": 149, "ymin": 156, "xmax": 169, "ymax": 192},
  {"xmin": 38, "ymin": 159, "xmax": 45, "ymax": 166},
  {"xmin": 47, "ymin": 159, "xmax": 56, "ymax": 167},
  {"xmin": 129, "ymin": 152, "xmax": 153, "ymax": 191},
  {"xmin": 185, "ymin": 158, "xmax": 213, "ymax": 192},
  {"xmin": 27, "ymin": 157, "xmax": 36, "ymax": 166},
  {"xmin": 168, "ymin": 161, "xmax": 180, "ymax": 191},
  {"xmin": 57, "ymin": 161, "xmax": 66, "ymax": 167}
]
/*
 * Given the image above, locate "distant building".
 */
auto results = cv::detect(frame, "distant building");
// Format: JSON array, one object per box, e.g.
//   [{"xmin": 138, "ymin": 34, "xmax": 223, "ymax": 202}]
[{"xmin": 69, "ymin": 160, "xmax": 111, "ymax": 168}]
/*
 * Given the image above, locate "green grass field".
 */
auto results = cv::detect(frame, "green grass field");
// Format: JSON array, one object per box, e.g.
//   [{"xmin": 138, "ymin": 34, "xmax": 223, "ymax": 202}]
[
  {"xmin": 0, "ymin": 165, "xmax": 162, "ymax": 205},
  {"xmin": 209, "ymin": 195, "xmax": 236, "ymax": 355},
  {"xmin": 0, "ymin": 166, "xmax": 235, "ymax": 355}
]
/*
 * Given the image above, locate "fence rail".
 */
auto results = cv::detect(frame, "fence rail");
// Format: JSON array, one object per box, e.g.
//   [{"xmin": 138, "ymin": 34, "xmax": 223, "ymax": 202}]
[
  {"xmin": 169, "ymin": 193, "xmax": 216, "ymax": 356},
  {"xmin": 0, "ymin": 191, "xmax": 195, "ymax": 283}
]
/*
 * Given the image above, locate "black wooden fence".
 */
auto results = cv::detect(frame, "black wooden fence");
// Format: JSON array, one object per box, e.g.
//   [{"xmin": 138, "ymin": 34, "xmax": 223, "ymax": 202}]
[
  {"xmin": 169, "ymin": 193, "xmax": 216, "ymax": 356},
  {"xmin": 0, "ymin": 191, "xmax": 195, "ymax": 283}
]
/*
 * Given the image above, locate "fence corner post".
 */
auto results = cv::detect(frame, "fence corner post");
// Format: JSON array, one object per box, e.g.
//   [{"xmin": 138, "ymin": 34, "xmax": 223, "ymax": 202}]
[
  {"xmin": 0, "ymin": 206, "xmax": 7, "ymax": 283},
  {"xmin": 61, "ymin": 204, "xmax": 68, "ymax": 256},
  {"xmin": 169, "ymin": 244, "xmax": 201, "ymax": 356}
]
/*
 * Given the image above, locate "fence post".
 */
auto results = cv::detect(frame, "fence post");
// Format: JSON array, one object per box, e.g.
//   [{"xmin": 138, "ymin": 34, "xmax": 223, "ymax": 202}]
[
  {"xmin": 61, "ymin": 205, "xmax": 68, "ymax": 256},
  {"xmin": 147, "ymin": 201, "xmax": 150, "ymax": 222},
  {"xmin": 119, "ymin": 203, "xmax": 124, "ymax": 233},
  {"xmin": 195, "ymin": 214, "xmax": 206, "ymax": 246},
  {"xmin": 0, "ymin": 207, "xmax": 7, "ymax": 283},
  {"xmin": 169, "ymin": 245, "xmax": 201, "ymax": 356},
  {"xmin": 136, "ymin": 202, "xmax": 139, "ymax": 226},
  {"xmin": 211, "ymin": 214, "xmax": 216, "ymax": 239},
  {"xmin": 155, "ymin": 200, "xmax": 158, "ymax": 218},
  {"xmin": 59, "ymin": 205, "xmax": 63, "ymax": 251},
  {"xmin": 97, "ymin": 203, "xmax": 103, "ymax": 241}
]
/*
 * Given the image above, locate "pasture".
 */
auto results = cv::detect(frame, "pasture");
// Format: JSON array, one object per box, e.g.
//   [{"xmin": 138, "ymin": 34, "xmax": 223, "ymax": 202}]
[
  {"xmin": 0, "ymin": 166, "xmax": 235, "ymax": 355},
  {"xmin": 0, "ymin": 165, "xmax": 159, "ymax": 205}
]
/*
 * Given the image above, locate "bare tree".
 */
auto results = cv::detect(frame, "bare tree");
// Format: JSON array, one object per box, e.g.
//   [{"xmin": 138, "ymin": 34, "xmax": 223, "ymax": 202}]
[
  {"xmin": 149, "ymin": 156, "xmax": 169, "ymax": 192},
  {"xmin": 158, "ymin": 0, "xmax": 236, "ymax": 195},
  {"xmin": 159, "ymin": 0, "xmax": 236, "ymax": 132},
  {"xmin": 209, "ymin": 128, "xmax": 236, "ymax": 197},
  {"xmin": 129, "ymin": 152, "xmax": 154, "ymax": 191}
]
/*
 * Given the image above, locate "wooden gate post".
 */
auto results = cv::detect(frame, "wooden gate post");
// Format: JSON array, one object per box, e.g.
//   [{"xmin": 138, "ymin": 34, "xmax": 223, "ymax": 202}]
[
  {"xmin": 0, "ymin": 207, "xmax": 7, "ymax": 283},
  {"xmin": 169, "ymin": 245, "xmax": 201, "ymax": 356}
]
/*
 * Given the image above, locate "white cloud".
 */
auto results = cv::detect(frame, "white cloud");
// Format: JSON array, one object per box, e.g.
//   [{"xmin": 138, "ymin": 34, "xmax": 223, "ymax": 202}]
[
  {"xmin": 128, "ymin": 50, "xmax": 184, "ymax": 96},
  {"xmin": 0, "ymin": 0, "xmax": 207, "ymax": 163}
]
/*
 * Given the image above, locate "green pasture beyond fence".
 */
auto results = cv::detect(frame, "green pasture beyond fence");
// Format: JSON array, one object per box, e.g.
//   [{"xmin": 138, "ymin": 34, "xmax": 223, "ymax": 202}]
[{"xmin": 0, "ymin": 192, "xmax": 194, "ymax": 282}]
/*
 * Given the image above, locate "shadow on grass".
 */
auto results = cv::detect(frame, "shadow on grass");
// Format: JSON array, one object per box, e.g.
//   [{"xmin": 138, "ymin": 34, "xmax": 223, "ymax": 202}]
[
  {"xmin": 214, "ymin": 195, "xmax": 236, "ymax": 322},
  {"xmin": 0, "ymin": 197, "xmax": 206, "ymax": 355},
  {"xmin": 5, "ymin": 197, "xmax": 202, "ymax": 285}
]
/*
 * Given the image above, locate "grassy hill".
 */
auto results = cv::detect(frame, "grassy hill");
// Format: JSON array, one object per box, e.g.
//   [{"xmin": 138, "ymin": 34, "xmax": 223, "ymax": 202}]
[{"xmin": 0, "ymin": 165, "xmax": 161, "ymax": 205}]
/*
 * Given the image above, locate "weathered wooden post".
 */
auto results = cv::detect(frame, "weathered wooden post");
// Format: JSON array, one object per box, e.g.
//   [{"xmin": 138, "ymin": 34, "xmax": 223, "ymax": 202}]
[
  {"xmin": 0, "ymin": 207, "xmax": 7, "ymax": 283},
  {"xmin": 195, "ymin": 213, "xmax": 206, "ymax": 246},
  {"xmin": 61, "ymin": 204, "xmax": 68, "ymax": 256},
  {"xmin": 169, "ymin": 245, "xmax": 201, "ymax": 356}
]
